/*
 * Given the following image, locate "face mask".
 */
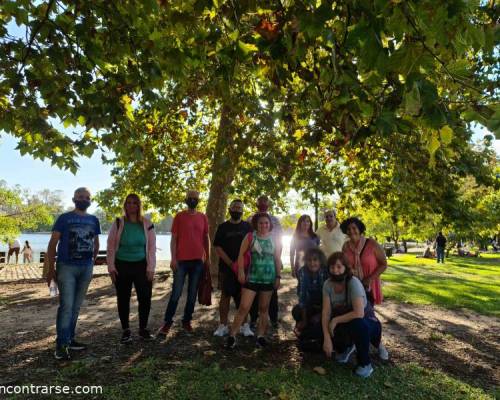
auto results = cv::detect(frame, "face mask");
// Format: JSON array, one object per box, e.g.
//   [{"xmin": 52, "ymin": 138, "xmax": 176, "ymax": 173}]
[
  {"xmin": 74, "ymin": 199, "xmax": 91, "ymax": 211},
  {"xmin": 186, "ymin": 198, "xmax": 198, "ymax": 209},
  {"xmin": 229, "ymin": 211, "xmax": 243, "ymax": 221},
  {"xmin": 331, "ymin": 271, "xmax": 347, "ymax": 282}
]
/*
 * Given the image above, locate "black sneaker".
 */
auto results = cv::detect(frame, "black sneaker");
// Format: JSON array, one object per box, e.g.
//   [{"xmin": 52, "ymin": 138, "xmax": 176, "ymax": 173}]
[
  {"xmin": 256, "ymin": 336, "xmax": 268, "ymax": 348},
  {"xmin": 139, "ymin": 329, "xmax": 153, "ymax": 341},
  {"xmin": 69, "ymin": 340, "xmax": 87, "ymax": 351},
  {"xmin": 225, "ymin": 336, "xmax": 236, "ymax": 349},
  {"xmin": 121, "ymin": 329, "xmax": 132, "ymax": 344},
  {"xmin": 54, "ymin": 345, "xmax": 71, "ymax": 360}
]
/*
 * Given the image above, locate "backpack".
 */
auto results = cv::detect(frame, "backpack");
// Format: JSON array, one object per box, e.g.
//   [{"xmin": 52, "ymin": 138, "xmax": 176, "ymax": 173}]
[{"xmin": 231, "ymin": 232, "xmax": 254, "ymax": 277}]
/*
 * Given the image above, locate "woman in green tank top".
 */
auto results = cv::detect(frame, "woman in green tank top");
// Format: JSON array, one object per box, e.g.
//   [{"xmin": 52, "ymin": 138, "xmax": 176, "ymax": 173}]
[
  {"xmin": 107, "ymin": 194, "xmax": 155, "ymax": 344},
  {"xmin": 226, "ymin": 213, "xmax": 282, "ymax": 349}
]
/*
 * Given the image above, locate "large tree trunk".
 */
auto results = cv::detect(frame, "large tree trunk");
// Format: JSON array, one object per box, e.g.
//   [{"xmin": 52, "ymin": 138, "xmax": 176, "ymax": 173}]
[{"xmin": 205, "ymin": 105, "xmax": 241, "ymax": 276}]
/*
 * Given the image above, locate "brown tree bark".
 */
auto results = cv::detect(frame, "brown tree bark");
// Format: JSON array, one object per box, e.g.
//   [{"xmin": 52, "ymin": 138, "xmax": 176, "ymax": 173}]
[{"xmin": 205, "ymin": 104, "xmax": 242, "ymax": 276}]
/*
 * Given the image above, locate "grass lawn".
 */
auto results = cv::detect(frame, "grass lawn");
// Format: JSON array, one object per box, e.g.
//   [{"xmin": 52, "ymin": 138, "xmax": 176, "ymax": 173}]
[
  {"xmin": 53, "ymin": 357, "xmax": 495, "ymax": 400},
  {"xmin": 383, "ymin": 254, "xmax": 500, "ymax": 316}
]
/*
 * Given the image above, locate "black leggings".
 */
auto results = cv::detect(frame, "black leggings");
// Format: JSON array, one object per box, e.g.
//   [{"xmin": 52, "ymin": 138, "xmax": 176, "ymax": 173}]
[{"xmin": 114, "ymin": 259, "xmax": 152, "ymax": 330}]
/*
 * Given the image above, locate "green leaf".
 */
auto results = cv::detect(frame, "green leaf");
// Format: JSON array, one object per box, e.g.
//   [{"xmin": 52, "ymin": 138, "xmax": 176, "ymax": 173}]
[
  {"xmin": 238, "ymin": 41, "xmax": 258, "ymax": 55},
  {"xmin": 426, "ymin": 131, "xmax": 440, "ymax": 167},
  {"xmin": 404, "ymin": 82, "xmax": 421, "ymax": 116},
  {"xmin": 439, "ymin": 125, "xmax": 453, "ymax": 145},
  {"xmin": 63, "ymin": 118, "xmax": 75, "ymax": 128}
]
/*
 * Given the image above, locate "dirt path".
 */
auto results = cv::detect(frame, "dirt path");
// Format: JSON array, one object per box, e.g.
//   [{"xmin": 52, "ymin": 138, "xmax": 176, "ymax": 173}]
[{"xmin": 0, "ymin": 273, "xmax": 498, "ymax": 391}]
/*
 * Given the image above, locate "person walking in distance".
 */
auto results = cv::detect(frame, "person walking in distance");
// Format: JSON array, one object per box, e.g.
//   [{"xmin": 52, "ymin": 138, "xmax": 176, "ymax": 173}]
[
  {"xmin": 435, "ymin": 232, "xmax": 447, "ymax": 263},
  {"xmin": 7, "ymin": 238, "xmax": 21, "ymax": 264}
]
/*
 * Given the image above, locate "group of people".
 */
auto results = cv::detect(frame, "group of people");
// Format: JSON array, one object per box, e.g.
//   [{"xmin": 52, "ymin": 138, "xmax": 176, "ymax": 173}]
[
  {"xmin": 5, "ymin": 239, "xmax": 32, "ymax": 264},
  {"xmin": 45, "ymin": 187, "xmax": 389, "ymax": 378}
]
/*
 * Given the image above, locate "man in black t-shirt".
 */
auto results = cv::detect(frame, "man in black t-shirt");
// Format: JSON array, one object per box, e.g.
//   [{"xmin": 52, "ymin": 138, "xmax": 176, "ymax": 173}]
[
  {"xmin": 213, "ymin": 199, "xmax": 253, "ymax": 337},
  {"xmin": 435, "ymin": 232, "xmax": 447, "ymax": 263}
]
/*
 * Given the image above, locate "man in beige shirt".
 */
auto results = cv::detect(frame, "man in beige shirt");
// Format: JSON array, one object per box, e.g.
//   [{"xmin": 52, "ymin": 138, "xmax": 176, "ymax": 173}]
[{"xmin": 316, "ymin": 210, "xmax": 346, "ymax": 257}]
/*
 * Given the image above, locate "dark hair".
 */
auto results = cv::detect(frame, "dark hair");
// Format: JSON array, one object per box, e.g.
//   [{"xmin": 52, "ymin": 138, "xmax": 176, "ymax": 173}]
[
  {"xmin": 294, "ymin": 214, "xmax": 317, "ymax": 239},
  {"xmin": 251, "ymin": 212, "xmax": 273, "ymax": 231},
  {"xmin": 25, "ymin": 240, "xmax": 31, "ymax": 249},
  {"xmin": 340, "ymin": 217, "xmax": 366, "ymax": 235},
  {"xmin": 327, "ymin": 252, "xmax": 353, "ymax": 280},
  {"xmin": 304, "ymin": 247, "xmax": 327, "ymax": 269}
]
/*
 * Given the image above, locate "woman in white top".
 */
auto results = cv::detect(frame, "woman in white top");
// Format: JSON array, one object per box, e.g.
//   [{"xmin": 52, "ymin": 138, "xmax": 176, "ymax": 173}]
[{"xmin": 22, "ymin": 241, "xmax": 33, "ymax": 263}]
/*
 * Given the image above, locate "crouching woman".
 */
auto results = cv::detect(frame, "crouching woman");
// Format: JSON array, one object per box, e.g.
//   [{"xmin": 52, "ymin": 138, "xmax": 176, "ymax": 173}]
[{"xmin": 322, "ymin": 252, "xmax": 383, "ymax": 378}]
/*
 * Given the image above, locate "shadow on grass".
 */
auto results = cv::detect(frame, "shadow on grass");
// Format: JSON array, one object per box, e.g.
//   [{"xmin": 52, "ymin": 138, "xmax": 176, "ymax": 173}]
[
  {"xmin": 383, "ymin": 263, "xmax": 499, "ymax": 316},
  {"xmin": 377, "ymin": 307, "xmax": 498, "ymax": 390}
]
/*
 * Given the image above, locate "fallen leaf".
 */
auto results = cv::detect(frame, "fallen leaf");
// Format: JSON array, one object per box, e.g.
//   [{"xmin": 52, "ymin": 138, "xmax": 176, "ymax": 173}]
[
  {"xmin": 313, "ymin": 366, "xmax": 327, "ymax": 375},
  {"xmin": 203, "ymin": 350, "xmax": 216, "ymax": 356},
  {"xmin": 384, "ymin": 381, "xmax": 394, "ymax": 388},
  {"xmin": 278, "ymin": 392, "xmax": 290, "ymax": 400},
  {"xmin": 264, "ymin": 388, "xmax": 273, "ymax": 396},
  {"xmin": 236, "ymin": 366, "xmax": 247, "ymax": 371},
  {"xmin": 235, "ymin": 384, "xmax": 243, "ymax": 390}
]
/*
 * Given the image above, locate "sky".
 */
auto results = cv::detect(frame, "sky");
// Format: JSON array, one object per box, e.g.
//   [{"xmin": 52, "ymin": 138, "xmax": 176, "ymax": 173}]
[
  {"xmin": 0, "ymin": 134, "xmax": 113, "ymax": 212},
  {"xmin": 0, "ymin": 128, "xmax": 498, "ymax": 212}
]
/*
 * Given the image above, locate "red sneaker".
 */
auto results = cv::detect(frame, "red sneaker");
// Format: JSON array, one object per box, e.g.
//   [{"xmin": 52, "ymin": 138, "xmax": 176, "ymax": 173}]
[
  {"xmin": 157, "ymin": 322, "xmax": 172, "ymax": 337},
  {"xmin": 182, "ymin": 321, "xmax": 193, "ymax": 332}
]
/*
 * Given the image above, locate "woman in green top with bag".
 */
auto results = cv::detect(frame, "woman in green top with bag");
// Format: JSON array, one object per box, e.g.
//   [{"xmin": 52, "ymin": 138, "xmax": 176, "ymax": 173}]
[
  {"xmin": 226, "ymin": 213, "xmax": 282, "ymax": 349},
  {"xmin": 107, "ymin": 194, "xmax": 156, "ymax": 344}
]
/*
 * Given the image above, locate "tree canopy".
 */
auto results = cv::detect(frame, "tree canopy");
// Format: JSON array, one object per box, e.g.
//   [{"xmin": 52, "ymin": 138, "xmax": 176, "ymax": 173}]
[
  {"xmin": 1, "ymin": 0, "xmax": 498, "ymax": 243},
  {"xmin": 0, "ymin": 181, "xmax": 58, "ymax": 242}
]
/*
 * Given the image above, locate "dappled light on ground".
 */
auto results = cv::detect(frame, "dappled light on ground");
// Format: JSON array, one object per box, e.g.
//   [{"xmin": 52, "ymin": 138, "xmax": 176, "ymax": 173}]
[{"xmin": 0, "ymin": 255, "xmax": 498, "ymax": 398}]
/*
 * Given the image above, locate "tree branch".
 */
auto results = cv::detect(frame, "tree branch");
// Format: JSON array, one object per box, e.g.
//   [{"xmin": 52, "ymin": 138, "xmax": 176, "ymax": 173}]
[{"xmin": 18, "ymin": 0, "xmax": 56, "ymax": 74}]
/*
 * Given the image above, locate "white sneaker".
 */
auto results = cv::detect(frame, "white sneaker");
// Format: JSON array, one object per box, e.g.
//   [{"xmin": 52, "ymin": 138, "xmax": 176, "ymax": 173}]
[
  {"xmin": 213, "ymin": 324, "xmax": 229, "ymax": 337},
  {"xmin": 355, "ymin": 363, "xmax": 374, "ymax": 378},
  {"xmin": 240, "ymin": 323, "xmax": 254, "ymax": 337},
  {"xmin": 335, "ymin": 345, "xmax": 356, "ymax": 364},
  {"xmin": 378, "ymin": 343, "xmax": 389, "ymax": 360}
]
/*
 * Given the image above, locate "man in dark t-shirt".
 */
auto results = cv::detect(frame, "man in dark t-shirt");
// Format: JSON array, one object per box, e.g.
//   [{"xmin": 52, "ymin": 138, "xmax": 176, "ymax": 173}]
[
  {"xmin": 213, "ymin": 199, "xmax": 252, "ymax": 337},
  {"xmin": 435, "ymin": 232, "xmax": 447, "ymax": 263}
]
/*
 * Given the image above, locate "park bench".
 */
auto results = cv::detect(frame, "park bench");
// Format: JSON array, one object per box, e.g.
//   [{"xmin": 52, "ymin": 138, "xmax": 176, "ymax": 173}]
[{"xmin": 95, "ymin": 250, "xmax": 107, "ymax": 265}]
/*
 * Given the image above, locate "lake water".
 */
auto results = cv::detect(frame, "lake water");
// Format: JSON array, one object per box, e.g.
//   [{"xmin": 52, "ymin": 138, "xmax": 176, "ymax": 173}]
[{"xmin": 1, "ymin": 233, "xmax": 294, "ymax": 264}]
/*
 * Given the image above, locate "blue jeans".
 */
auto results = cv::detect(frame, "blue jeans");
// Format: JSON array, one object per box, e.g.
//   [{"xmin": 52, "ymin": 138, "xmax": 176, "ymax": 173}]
[
  {"xmin": 56, "ymin": 263, "xmax": 93, "ymax": 346},
  {"xmin": 333, "ymin": 317, "xmax": 382, "ymax": 366},
  {"xmin": 436, "ymin": 246, "xmax": 445, "ymax": 263},
  {"xmin": 163, "ymin": 260, "xmax": 204, "ymax": 324}
]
